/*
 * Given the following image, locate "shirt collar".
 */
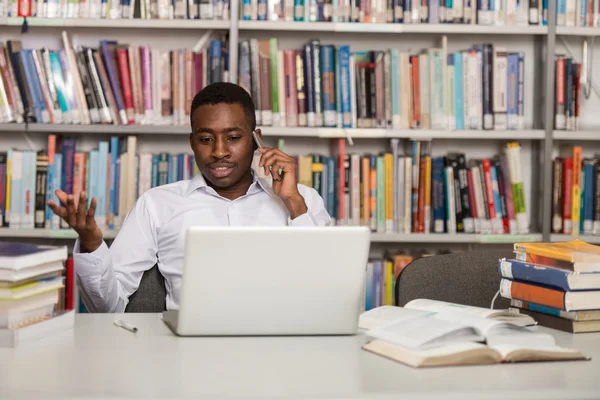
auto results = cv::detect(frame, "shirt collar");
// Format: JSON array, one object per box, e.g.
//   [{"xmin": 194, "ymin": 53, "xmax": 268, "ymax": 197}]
[{"xmin": 185, "ymin": 168, "xmax": 275, "ymax": 198}]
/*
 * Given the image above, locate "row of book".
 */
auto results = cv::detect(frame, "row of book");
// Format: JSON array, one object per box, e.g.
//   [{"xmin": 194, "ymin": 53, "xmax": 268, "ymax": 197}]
[
  {"xmin": 239, "ymin": 38, "xmax": 526, "ymax": 130},
  {"xmin": 295, "ymin": 138, "xmax": 529, "ymax": 234},
  {"xmin": 241, "ymin": 0, "xmax": 547, "ymax": 25},
  {"xmin": 1, "ymin": 0, "xmax": 230, "ymax": 19},
  {"xmin": 0, "ymin": 133, "xmax": 529, "ymax": 235},
  {"xmin": 0, "ymin": 241, "xmax": 74, "ymax": 347},
  {"xmin": 501, "ymin": 239, "xmax": 600, "ymax": 333},
  {"xmin": 364, "ymin": 253, "xmax": 416, "ymax": 310},
  {"xmin": 556, "ymin": 0, "xmax": 600, "ymax": 27},
  {"xmin": 554, "ymin": 55, "xmax": 582, "ymax": 132},
  {"xmin": 551, "ymin": 145, "xmax": 600, "ymax": 235},
  {"xmin": 0, "ymin": 35, "xmax": 230, "ymax": 126}
]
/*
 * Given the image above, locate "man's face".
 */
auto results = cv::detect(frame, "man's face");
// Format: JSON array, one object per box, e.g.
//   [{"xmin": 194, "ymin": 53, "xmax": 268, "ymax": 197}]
[{"xmin": 189, "ymin": 103, "xmax": 255, "ymax": 189}]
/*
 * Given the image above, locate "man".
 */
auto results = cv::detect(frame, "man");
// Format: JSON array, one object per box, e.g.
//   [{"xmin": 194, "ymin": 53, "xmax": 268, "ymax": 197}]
[{"xmin": 48, "ymin": 82, "xmax": 332, "ymax": 313}]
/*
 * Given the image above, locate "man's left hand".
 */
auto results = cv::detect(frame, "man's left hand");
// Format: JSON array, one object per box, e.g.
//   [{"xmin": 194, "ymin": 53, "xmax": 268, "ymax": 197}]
[{"xmin": 258, "ymin": 147, "xmax": 308, "ymax": 219}]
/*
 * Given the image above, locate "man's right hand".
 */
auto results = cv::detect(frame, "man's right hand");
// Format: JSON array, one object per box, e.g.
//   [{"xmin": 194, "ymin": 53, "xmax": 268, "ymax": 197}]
[{"xmin": 47, "ymin": 190, "xmax": 104, "ymax": 253}]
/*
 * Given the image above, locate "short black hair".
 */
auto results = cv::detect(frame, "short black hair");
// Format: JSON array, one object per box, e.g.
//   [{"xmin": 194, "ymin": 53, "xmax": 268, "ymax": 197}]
[{"xmin": 190, "ymin": 82, "xmax": 256, "ymax": 130}]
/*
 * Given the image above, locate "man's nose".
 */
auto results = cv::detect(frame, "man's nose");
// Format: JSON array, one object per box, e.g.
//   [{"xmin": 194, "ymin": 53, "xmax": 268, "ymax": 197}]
[{"xmin": 212, "ymin": 137, "xmax": 230, "ymax": 159}]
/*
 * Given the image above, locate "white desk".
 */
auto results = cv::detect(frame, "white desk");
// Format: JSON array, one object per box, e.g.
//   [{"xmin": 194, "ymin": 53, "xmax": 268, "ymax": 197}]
[{"xmin": 1, "ymin": 313, "xmax": 599, "ymax": 399}]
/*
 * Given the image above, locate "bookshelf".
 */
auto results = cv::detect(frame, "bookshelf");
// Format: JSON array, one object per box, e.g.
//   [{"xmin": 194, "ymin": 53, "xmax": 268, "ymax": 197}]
[
  {"xmin": 1, "ymin": 0, "xmax": 599, "ymax": 246},
  {"xmin": 236, "ymin": 20, "xmax": 549, "ymax": 35}
]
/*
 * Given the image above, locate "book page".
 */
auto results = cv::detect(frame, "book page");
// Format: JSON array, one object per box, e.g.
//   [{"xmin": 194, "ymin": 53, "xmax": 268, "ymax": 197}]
[
  {"xmin": 491, "ymin": 344, "xmax": 586, "ymax": 362},
  {"xmin": 366, "ymin": 313, "xmax": 485, "ymax": 350},
  {"xmin": 485, "ymin": 328, "xmax": 556, "ymax": 348},
  {"xmin": 405, "ymin": 299, "xmax": 536, "ymax": 326},
  {"xmin": 359, "ymin": 306, "xmax": 429, "ymax": 329},
  {"xmin": 406, "ymin": 298, "xmax": 502, "ymax": 318}
]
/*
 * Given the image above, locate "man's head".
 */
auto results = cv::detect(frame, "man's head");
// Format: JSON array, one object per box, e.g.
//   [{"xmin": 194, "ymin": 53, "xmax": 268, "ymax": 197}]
[{"xmin": 189, "ymin": 82, "xmax": 260, "ymax": 192}]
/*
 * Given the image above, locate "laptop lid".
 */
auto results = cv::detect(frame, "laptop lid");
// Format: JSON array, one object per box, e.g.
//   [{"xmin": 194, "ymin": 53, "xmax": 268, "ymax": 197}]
[{"xmin": 173, "ymin": 226, "xmax": 371, "ymax": 336}]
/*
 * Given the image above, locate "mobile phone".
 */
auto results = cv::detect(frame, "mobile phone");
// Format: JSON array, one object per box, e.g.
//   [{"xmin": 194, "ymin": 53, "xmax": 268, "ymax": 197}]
[{"xmin": 252, "ymin": 130, "xmax": 282, "ymax": 181}]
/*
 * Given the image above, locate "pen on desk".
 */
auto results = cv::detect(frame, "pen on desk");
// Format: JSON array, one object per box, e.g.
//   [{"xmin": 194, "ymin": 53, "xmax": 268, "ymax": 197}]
[{"xmin": 114, "ymin": 319, "xmax": 138, "ymax": 333}]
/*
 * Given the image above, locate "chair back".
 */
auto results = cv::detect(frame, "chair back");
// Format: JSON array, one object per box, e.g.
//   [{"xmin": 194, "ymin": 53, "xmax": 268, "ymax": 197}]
[
  {"xmin": 125, "ymin": 264, "xmax": 167, "ymax": 313},
  {"xmin": 394, "ymin": 251, "xmax": 513, "ymax": 309}
]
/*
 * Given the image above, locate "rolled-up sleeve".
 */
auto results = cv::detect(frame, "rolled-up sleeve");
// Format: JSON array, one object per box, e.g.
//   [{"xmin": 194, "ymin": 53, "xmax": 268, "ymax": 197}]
[{"xmin": 288, "ymin": 185, "xmax": 332, "ymax": 227}]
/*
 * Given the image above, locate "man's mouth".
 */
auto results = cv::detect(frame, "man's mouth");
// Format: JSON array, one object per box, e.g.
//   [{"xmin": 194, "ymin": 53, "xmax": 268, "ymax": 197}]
[{"xmin": 208, "ymin": 164, "xmax": 235, "ymax": 178}]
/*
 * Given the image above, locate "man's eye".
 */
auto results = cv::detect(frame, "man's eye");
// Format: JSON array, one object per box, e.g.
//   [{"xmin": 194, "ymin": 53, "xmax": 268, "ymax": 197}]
[
  {"xmin": 228, "ymin": 136, "xmax": 241, "ymax": 141},
  {"xmin": 198, "ymin": 137, "xmax": 213, "ymax": 144}
]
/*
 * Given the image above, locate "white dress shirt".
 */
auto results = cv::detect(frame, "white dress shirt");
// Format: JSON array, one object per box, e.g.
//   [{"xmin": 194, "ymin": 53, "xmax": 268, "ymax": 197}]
[{"xmin": 73, "ymin": 170, "xmax": 332, "ymax": 313}]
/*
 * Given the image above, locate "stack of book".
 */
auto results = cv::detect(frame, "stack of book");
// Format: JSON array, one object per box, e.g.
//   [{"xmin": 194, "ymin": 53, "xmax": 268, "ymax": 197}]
[
  {"xmin": 499, "ymin": 239, "xmax": 600, "ymax": 333},
  {"xmin": 359, "ymin": 299, "xmax": 586, "ymax": 368},
  {"xmin": 0, "ymin": 241, "xmax": 74, "ymax": 347}
]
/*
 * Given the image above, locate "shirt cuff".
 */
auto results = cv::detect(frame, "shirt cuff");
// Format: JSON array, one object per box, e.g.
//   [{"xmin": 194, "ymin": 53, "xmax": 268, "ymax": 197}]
[
  {"xmin": 73, "ymin": 239, "xmax": 109, "ymax": 277},
  {"xmin": 288, "ymin": 211, "xmax": 318, "ymax": 226}
]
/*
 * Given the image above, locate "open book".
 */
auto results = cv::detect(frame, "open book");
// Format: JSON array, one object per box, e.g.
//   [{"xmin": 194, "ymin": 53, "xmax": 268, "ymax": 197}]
[
  {"xmin": 359, "ymin": 299, "xmax": 537, "ymax": 330},
  {"xmin": 361, "ymin": 300, "xmax": 587, "ymax": 368}
]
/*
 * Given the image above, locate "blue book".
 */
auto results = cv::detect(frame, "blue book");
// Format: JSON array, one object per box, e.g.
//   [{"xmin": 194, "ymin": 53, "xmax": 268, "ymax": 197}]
[
  {"xmin": 320, "ymin": 45, "xmax": 336, "ymax": 127},
  {"xmin": 498, "ymin": 258, "xmax": 600, "ymax": 292},
  {"xmin": 0, "ymin": 242, "xmax": 67, "ymax": 269},
  {"xmin": 339, "ymin": 45, "xmax": 352, "ymax": 128},
  {"xmin": 303, "ymin": 43, "xmax": 316, "ymax": 126},
  {"xmin": 432, "ymin": 157, "xmax": 446, "ymax": 233},
  {"xmin": 454, "ymin": 53, "xmax": 464, "ymax": 130},
  {"xmin": 507, "ymin": 53, "xmax": 519, "ymax": 130},
  {"xmin": 365, "ymin": 262, "xmax": 373, "ymax": 310}
]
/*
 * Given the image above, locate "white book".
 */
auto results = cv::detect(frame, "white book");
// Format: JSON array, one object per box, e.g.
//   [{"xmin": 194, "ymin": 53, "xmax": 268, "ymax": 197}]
[
  {"xmin": 566, "ymin": 0, "xmax": 576, "ymax": 25},
  {"xmin": 493, "ymin": 48, "xmax": 508, "ymax": 130}
]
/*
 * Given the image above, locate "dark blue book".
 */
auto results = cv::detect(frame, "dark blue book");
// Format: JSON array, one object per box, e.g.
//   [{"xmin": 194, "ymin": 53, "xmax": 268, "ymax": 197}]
[
  {"xmin": 498, "ymin": 258, "xmax": 600, "ymax": 292},
  {"xmin": 0, "ymin": 242, "xmax": 67, "ymax": 271}
]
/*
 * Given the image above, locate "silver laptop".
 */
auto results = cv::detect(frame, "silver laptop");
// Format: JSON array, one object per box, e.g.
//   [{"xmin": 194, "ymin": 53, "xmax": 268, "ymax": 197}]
[{"xmin": 163, "ymin": 226, "xmax": 371, "ymax": 336}]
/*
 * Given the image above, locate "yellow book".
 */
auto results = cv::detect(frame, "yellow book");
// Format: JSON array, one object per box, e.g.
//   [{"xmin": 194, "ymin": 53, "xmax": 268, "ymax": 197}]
[
  {"xmin": 388, "ymin": 261, "xmax": 394, "ymax": 305},
  {"xmin": 571, "ymin": 146, "xmax": 582, "ymax": 235},
  {"xmin": 384, "ymin": 153, "xmax": 393, "ymax": 232},
  {"xmin": 514, "ymin": 239, "xmax": 600, "ymax": 272}
]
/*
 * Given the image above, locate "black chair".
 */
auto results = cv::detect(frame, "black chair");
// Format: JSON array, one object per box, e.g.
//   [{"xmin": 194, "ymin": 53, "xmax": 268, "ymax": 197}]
[
  {"xmin": 124, "ymin": 264, "xmax": 167, "ymax": 313},
  {"xmin": 394, "ymin": 250, "xmax": 513, "ymax": 309}
]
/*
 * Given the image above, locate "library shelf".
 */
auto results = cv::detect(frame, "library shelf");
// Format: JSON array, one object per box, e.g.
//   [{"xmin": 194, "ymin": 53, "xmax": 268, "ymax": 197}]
[
  {"xmin": 0, "ymin": 228, "xmax": 118, "ymax": 240},
  {"xmin": 556, "ymin": 27, "xmax": 600, "ymax": 36},
  {"xmin": 0, "ymin": 228, "xmax": 541, "ymax": 243},
  {"xmin": 1, "ymin": 17, "xmax": 231, "ymax": 29},
  {"xmin": 237, "ymin": 21, "xmax": 549, "ymax": 35},
  {"xmin": 0, "ymin": 123, "xmax": 26, "ymax": 132},
  {"xmin": 0, "ymin": 124, "xmax": 545, "ymax": 140},
  {"xmin": 370, "ymin": 233, "xmax": 542, "ymax": 243},
  {"xmin": 550, "ymin": 234, "xmax": 600, "ymax": 244},
  {"xmin": 553, "ymin": 130, "xmax": 600, "ymax": 140}
]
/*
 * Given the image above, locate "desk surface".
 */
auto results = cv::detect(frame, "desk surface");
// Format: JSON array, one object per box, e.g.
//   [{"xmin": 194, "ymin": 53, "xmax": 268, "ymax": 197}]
[{"xmin": 1, "ymin": 313, "xmax": 599, "ymax": 400}]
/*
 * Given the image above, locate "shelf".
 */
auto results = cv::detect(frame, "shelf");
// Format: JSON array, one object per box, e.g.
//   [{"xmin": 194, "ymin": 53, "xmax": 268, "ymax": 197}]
[
  {"xmin": 553, "ymin": 130, "xmax": 600, "ymax": 140},
  {"xmin": 24, "ymin": 123, "xmax": 190, "ymax": 135},
  {"xmin": 2, "ymin": 17, "xmax": 230, "ymax": 29},
  {"xmin": 0, "ymin": 228, "xmax": 540, "ymax": 243},
  {"xmin": 556, "ymin": 27, "xmax": 600, "ymax": 36},
  {"xmin": 0, "ymin": 123, "xmax": 26, "ymax": 132},
  {"xmin": 0, "ymin": 124, "xmax": 544, "ymax": 140},
  {"xmin": 238, "ymin": 21, "xmax": 548, "ymax": 35},
  {"xmin": 370, "ymin": 233, "xmax": 542, "ymax": 243},
  {"xmin": 0, "ymin": 228, "xmax": 117, "ymax": 240},
  {"xmin": 550, "ymin": 234, "xmax": 600, "ymax": 244}
]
